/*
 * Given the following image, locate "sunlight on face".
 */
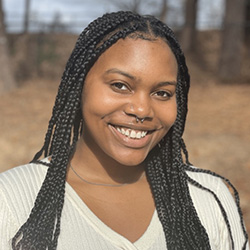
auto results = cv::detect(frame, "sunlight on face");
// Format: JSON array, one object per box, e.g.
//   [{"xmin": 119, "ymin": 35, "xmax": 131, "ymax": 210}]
[{"xmin": 81, "ymin": 37, "xmax": 178, "ymax": 166}]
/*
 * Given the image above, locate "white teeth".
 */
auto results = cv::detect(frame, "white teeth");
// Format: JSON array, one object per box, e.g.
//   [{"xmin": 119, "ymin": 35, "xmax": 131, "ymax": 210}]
[
  {"xmin": 130, "ymin": 130, "xmax": 136, "ymax": 138},
  {"xmin": 136, "ymin": 132, "xmax": 142, "ymax": 139},
  {"xmin": 115, "ymin": 126, "xmax": 148, "ymax": 139}
]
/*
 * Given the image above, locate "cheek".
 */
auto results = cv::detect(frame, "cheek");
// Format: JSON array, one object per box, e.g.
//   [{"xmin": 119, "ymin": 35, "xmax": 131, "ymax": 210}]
[
  {"xmin": 169, "ymin": 103, "xmax": 178, "ymax": 125},
  {"xmin": 82, "ymin": 86, "xmax": 117, "ymax": 119},
  {"xmin": 159, "ymin": 100, "xmax": 177, "ymax": 129}
]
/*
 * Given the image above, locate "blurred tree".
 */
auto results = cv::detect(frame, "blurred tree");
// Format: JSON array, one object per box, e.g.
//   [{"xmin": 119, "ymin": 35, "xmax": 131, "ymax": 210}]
[
  {"xmin": 218, "ymin": 0, "xmax": 247, "ymax": 81},
  {"xmin": 110, "ymin": 0, "xmax": 168, "ymax": 22},
  {"xmin": 49, "ymin": 12, "xmax": 67, "ymax": 33},
  {"xmin": 0, "ymin": 0, "xmax": 16, "ymax": 93},
  {"xmin": 158, "ymin": 0, "xmax": 168, "ymax": 22},
  {"xmin": 23, "ymin": 0, "xmax": 31, "ymax": 33},
  {"xmin": 110, "ymin": 0, "xmax": 142, "ymax": 13},
  {"xmin": 180, "ymin": 0, "xmax": 198, "ymax": 53},
  {"xmin": 245, "ymin": 0, "xmax": 250, "ymax": 41}
]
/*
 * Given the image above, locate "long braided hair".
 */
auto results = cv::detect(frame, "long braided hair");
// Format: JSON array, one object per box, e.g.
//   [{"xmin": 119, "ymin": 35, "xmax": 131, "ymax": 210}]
[{"xmin": 12, "ymin": 11, "xmax": 248, "ymax": 250}]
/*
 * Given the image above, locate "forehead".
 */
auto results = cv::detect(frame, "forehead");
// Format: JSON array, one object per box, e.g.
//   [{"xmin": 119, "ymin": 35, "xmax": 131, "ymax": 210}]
[{"xmin": 89, "ymin": 37, "xmax": 178, "ymax": 79}]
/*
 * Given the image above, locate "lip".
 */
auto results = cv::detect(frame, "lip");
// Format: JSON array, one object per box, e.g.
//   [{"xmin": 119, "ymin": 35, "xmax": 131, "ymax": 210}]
[
  {"xmin": 109, "ymin": 121, "xmax": 159, "ymax": 132},
  {"xmin": 108, "ymin": 124, "xmax": 155, "ymax": 148}
]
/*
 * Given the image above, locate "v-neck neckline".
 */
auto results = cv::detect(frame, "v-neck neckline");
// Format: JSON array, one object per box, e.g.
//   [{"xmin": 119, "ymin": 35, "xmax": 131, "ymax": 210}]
[
  {"xmin": 64, "ymin": 181, "xmax": 161, "ymax": 249},
  {"xmin": 41, "ymin": 158, "xmax": 163, "ymax": 249}
]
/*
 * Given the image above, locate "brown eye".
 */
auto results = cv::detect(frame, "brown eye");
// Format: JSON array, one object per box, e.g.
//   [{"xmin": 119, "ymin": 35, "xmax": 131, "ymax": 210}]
[
  {"xmin": 153, "ymin": 90, "xmax": 172, "ymax": 100},
  {"xmin": 111, "ymin": 82, "xmax": 129, "ymax": 91}
]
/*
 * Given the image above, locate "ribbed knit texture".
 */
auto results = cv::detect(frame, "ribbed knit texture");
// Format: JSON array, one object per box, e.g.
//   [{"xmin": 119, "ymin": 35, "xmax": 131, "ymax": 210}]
[{"xmin": 0, "ymin": 162, "xmax": 248, "ymax": 250}]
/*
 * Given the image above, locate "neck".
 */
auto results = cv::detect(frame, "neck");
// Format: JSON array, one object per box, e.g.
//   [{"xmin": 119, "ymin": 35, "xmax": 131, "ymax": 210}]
[{"xmin": 70, "ymin": 139, "xmax": 145, "ymax": 185}]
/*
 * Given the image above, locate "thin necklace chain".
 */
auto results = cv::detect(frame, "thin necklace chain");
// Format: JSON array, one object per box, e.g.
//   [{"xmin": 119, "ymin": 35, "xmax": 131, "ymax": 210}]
[{"xmin": 70, "ymin": 164, "xmax": 145, "ymax": 187}]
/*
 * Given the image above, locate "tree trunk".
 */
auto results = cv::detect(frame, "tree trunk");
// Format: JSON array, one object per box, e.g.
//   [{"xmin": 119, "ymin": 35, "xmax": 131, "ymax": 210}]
[
  {"xmin": 218, "ymin": 0, "xmax": 246, "ymax": 81},
  {"xmin": 245, "ymin": 0, "xmax": 250, "ymax": 42},
  {"xmin": 181, "ymin": 0, "xmax": 198, "ymax": 53},
  {"xmin": 23, "ymin": 0, "xmax": 31, "ymax": 33},
  {"xmin": 0, "ymin": 0, "xmax": 16, "ymax": 93},
  {"xmin": 159, "ymin": 0, "xmax": 168, "ymax": 23},
  {"xmin": 110, "ymin": 0, "xmax": 142, "ymax": 13}
]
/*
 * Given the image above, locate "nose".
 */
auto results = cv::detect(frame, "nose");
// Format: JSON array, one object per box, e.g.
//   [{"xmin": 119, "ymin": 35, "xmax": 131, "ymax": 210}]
[{"xmin": 124, "ymin": 93, "xmax": 154, "ymax": 121}]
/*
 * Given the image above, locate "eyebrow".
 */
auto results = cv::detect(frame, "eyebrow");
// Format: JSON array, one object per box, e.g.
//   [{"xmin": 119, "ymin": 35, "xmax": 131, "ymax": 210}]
[
  {"xmin": 105, "ymin": 68, "xmax": 136, "ymax": 80},
  {"xmin": 157, "ymin": 81, "xmax": 177, "ymax": 87},
  {"xmin": 105, "ymin": 68, "xmax": 177, "ymax": 86}
]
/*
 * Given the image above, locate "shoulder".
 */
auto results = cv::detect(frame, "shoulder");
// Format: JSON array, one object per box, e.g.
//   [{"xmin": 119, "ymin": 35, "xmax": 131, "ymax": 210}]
[
  {"xmin": 185, "ymin": 166, "xmax": 239, "ymax": 214},
  {"xmin": 0, "ymin": 161, "xmax": 48, "ymax": 224},
  {"xmin": 185, "ymin": 166, "xmax": 229, "ymax": 220},
  {"xmin": 0, "ymin": 161, "xmax": 49, "ymax": 249},
  {"xmin": 185, "ymin": 166, "xmax": 237, "ymax": 220},
  {"xmin": 186, "ymin": 166, "xmax": 248, "ymax": 249},
  {"xmin": 0, "ymin": 161, "xmax": 48, "ymax": 195},
  {"xmin": 186, "ymin": 166, "xmax": 222, "ymax": 189}
]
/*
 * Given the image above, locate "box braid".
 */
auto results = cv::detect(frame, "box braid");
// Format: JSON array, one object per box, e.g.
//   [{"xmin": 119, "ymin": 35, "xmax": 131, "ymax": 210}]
[{"xmin": 12, "ymin": 11, "xmax": 248, "ymax": 250}]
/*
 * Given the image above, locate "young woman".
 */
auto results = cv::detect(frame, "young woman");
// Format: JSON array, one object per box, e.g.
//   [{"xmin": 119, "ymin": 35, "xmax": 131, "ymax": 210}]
[{"xmin": 0, "ymin": 11, "xmax": 248, "ymax": 250}]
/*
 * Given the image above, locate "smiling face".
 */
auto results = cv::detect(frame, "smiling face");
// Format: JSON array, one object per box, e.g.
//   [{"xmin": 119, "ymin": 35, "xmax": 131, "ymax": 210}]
[{"xmin": 81, "ymin": 37, "xmax": 178, "ymax": 166}]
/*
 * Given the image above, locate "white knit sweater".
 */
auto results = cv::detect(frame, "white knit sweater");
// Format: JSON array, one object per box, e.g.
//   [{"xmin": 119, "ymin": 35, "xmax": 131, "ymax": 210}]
[{"xmin": 0, "ymin": 162, "xmax": 248, "ymax": 250}]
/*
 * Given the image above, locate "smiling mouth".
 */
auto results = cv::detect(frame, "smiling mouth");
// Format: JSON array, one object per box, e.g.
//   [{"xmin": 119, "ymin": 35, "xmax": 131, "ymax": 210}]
[{"xmin": 114, "ymin": 126, "xmax": 151, "ymax": 139}]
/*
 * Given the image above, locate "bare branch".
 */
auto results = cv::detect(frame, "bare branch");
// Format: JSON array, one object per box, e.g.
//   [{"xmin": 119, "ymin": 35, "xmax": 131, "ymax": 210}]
[
  {"xmin": 23, "ymin": 0, "xmax": 31, "ymax": 33},
  {"xmin": 109, "ymin": 0, "xmax": 144, "ymax": 13},
  {"xmin": 0, "ymin": 0, "xmax": 17, "ymax": 93}
]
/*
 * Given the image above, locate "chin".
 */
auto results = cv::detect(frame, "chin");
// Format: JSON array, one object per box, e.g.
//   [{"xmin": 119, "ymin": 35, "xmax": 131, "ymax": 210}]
[
  {"xmin": 106, "ymin": 141, "xmax": 158, "ymax": 167},
  {"xmin": 111, "ymin": 151, "xmax": 149, "ymax": 167},
  {"xmin": 118, "ymin": 159, "xmax": 145, "ymax": 167}
]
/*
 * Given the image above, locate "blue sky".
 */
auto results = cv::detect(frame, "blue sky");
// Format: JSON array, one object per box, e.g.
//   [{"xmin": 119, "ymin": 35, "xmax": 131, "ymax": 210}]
[{"xmin": 3, "ymin": 0, "xmax": 225, "ymax": 33}]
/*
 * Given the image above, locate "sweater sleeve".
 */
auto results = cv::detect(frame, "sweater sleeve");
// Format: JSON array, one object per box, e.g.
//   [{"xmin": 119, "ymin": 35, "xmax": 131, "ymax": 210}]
[
  {"xmin": 187, "ymin": 170, "xmax": 249, "ymax": 250},
  {"xmin": 0, "ymin": 163, "xmax": 47, "ymax": 250},
  {"xmin": 215, "ymin": 178, "xmax": 249, "ymax": 250},
  {"xmin": 0, "ymin": 188, "xmax": 18, "ymax": 250}
]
